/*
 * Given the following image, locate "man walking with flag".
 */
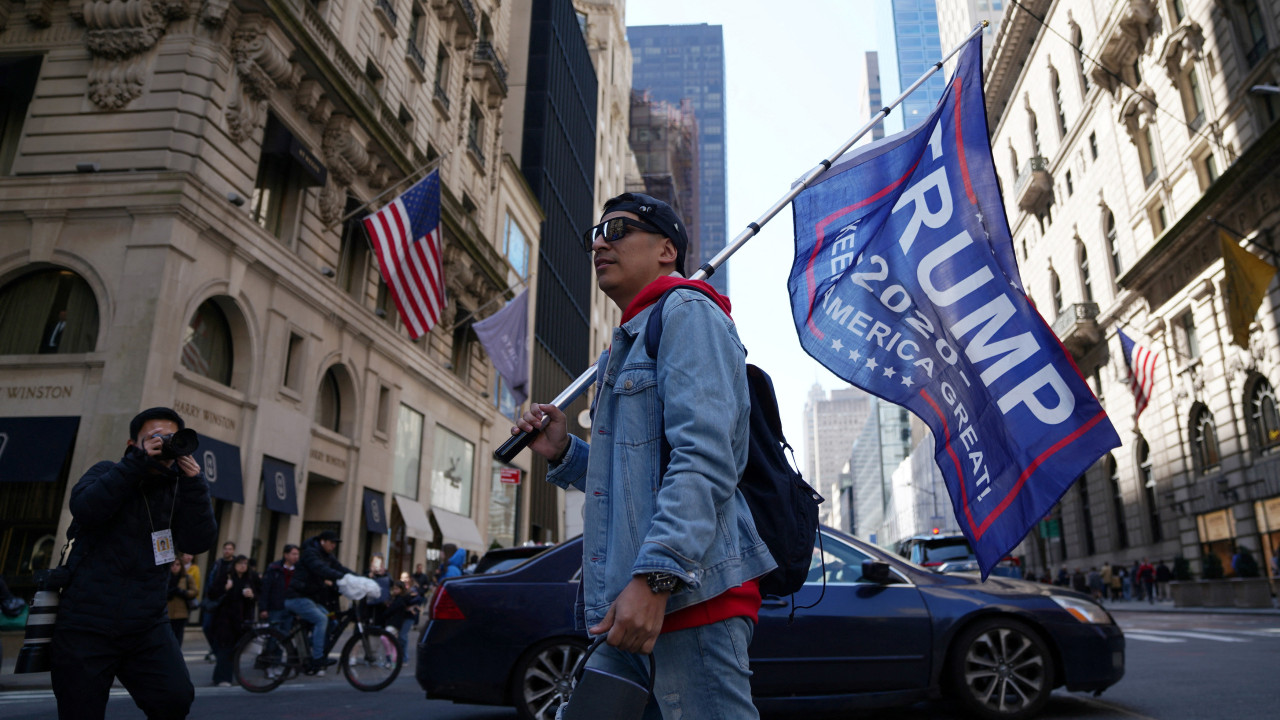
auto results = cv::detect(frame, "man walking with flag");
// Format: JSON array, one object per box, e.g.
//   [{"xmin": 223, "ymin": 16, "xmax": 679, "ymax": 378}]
[
  {"xmin": 363, "ymin": 169, "xmax": 446, "ymax": 338},
  {"xmin": 511, "ymin": 192, "xmax": 775, "ymax": 719}
]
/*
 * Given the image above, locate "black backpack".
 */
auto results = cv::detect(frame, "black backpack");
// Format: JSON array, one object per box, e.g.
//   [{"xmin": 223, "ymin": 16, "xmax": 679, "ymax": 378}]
[{"xmin": 644, "ymin": 286, "xmax": 824, "ymax": 600}]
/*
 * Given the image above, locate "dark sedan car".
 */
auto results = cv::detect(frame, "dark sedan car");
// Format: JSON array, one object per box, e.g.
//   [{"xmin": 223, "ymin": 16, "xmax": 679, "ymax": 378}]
[{"xmin": 417, "ymin": 528, "xmax": 1123, "ymax": 720}]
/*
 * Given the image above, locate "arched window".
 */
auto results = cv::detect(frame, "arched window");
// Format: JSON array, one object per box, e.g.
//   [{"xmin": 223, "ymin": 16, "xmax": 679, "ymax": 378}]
[
  {"xmin": 314, "ymin": 364, "xmax": 356, "ymax": 437},
  {"xmin": 1247, "ymin": 377, "xmax": 1280, "ymax": 454},
  {"xmin": 1104, "ymin": 209, "xmax": 1121, "ymax": 279},
  {"xmin": 1050, "ymin": 269, "xmax": 1063, "ymax": 315},
  {"xmin": 1190, "ymin": 405, "xmax": 1221, "ymax": 474},
  {"xmin": 1079, "ymin": 244, "xmax": 1094, "ymax": 302},
  {"xmin": 1078, "ymin": 475, "xmax": 1097, "ymax": 556},
  {"xmin": 1108, "ymin": 455, "xmax": 1129, "ymax": 549},
  {"xmin": 181, "ymin": 300, "xmax": 233, "ymax": 385},
  {"xmin": 1137, "ymin": 438, "xmax": 1163, "ymax": 543},
  {"xmin": 0, "ymin": 267, "xmax": 99, "ymax": 354},
  {"xmin": 316, "ymin": 367, "xmax": 341, "ymax": 432}
]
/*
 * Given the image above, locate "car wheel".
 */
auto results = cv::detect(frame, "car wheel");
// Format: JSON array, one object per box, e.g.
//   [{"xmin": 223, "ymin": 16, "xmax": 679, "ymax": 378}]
[
  {"xmin": 511, "ymin": 637, "xmax": 588, "ymax": 720},
  {"xmin": 947, "ymin": 617, "xmax": 1054, "ymax": 720}
]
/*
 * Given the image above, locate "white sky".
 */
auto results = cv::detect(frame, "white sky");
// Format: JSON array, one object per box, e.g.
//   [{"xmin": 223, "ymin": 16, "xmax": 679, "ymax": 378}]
[{"xmin": 625, "ymin": 0, "xmax": 904, "ymax": 467}]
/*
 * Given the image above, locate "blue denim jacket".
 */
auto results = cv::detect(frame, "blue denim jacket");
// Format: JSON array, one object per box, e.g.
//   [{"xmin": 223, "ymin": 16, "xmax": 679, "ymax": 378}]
[{"xmin": 547, "ymin": 288, "xmax": 776, "ymax": 629}]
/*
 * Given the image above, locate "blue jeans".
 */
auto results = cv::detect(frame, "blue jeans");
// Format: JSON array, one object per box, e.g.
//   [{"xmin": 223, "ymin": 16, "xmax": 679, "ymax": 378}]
[
  {"xmin": 567, "ymin": 617, "xmax": 758, "ymax": 720},
  {"xmin": 284, "ymin": 597, "xmax": 329, "ymax": 661}
]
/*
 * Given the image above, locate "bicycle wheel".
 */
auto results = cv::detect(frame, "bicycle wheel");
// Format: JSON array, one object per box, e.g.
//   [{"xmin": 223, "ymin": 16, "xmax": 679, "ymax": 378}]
[
  {"xmin": 232, "ymin": 627, "xmax": 297, "ymax": 692},
  {"xmin": 340, "ymin": 627, "xmax": 402, "ymax": 691}
]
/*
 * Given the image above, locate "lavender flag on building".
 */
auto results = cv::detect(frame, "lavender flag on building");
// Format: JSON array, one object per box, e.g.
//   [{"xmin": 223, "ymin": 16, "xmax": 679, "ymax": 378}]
[
  {"xmin": 788, "ymin": 35, "xmax": 1120, "ymax": 577},
  {"xmin": 473, "ymin": 290, "xmax": 530, "ymax": 405}
]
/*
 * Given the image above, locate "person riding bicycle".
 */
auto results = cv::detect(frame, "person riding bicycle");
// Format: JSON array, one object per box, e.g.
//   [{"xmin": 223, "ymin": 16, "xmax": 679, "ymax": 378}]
[{"xmin": 283, "ymin": 531, "xmax": 355, "ymax": 675}]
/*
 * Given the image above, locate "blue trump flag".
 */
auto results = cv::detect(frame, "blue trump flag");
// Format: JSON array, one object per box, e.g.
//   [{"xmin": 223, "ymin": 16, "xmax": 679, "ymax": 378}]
[{"xmin": 789, "ymin": 36, "xmax": 1120, "ymax": 577}]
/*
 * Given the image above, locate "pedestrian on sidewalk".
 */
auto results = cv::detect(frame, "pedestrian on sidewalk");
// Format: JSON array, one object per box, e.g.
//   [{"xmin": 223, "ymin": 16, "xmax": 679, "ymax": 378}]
[
  {"xmin": 209, "ymin": 555, "xmax": 259, "ymax": 686},
  {"xmin": 202, "ymin": 541, "xmax": 236, "ymax": 662},
  {"xmin": 1100, "ymin": 563, "xmax": 1113, "ymax": 603},
  {"xmin": 513, "ymin": 192, "xmax": 776, "ymax": 720},
  {"xmin": 1110, "ymin": 566, "xmax": 1123, "ymax": 601},
  {"xmin": 167, "ymin": 559, "xmax": 197, "ymax": 646},
  {"xmin": 259, "ymin": 545, "xmax": 298, "ymax": 636},
  {"xmin": 1155, "ymin": 559, "xmax": 1172, "ymax": 601},
  {"xmin": 1087, "ymin": 567, "xmax": 1103, "ymax": 602},
  {"xmin": 50, "ymin": 407, "xmax": 218, "ymax": 720},
  {"xmin": 1138, "ymin": 558, "xmax": 1156, "ymax": 604}
]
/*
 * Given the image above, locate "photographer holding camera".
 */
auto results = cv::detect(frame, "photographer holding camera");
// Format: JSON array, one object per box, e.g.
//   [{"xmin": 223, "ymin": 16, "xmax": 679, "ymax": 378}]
[{"xmin": 50, "ymin": 407, "xmax": 218, "ymax": 720}]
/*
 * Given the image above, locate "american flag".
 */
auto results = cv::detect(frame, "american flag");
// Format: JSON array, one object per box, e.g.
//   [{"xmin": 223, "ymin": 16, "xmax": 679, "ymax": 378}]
[
  {"xmin": 1118, "ymin": 329, "xmax": 1158, "ymax": 420},
  {"xmin": 363, "ymin": 170, "xmax": 445, "ymax": 338}
]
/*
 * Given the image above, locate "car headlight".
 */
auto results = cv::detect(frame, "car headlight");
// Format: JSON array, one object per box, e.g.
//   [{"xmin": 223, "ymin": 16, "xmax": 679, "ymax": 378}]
[{"xmin": 1050, "ymin": 595, "xmax": 1113, "ymax": 624}]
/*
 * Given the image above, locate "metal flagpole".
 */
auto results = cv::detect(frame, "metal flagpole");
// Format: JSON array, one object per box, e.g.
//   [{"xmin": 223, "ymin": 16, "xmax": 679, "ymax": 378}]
[
  {"xmin": 325, "ymin": 153, "xmax": 449, "ymax": 230},
  {"xmin": 495, "ymin": 21, "xmax": 989, "ymax": 463},
  {"xmin": 439, "ymin": 276, "xmax": 531, "ymax": 333}
]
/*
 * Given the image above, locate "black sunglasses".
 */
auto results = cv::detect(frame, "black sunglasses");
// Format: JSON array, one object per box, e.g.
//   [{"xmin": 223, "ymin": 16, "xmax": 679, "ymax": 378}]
[{"xmin": 581, "ymin": 217, "xmax": 662, "ymax": 252}]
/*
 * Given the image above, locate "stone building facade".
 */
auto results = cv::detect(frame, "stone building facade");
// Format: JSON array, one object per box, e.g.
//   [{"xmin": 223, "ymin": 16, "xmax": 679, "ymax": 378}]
[
  {"xmin": 984, "ymin": 0, "xmax": 1280, "ymax": 579},
  {"xmin": 0, "ymin": 0, "xmax": 546, "ymax": 589}
]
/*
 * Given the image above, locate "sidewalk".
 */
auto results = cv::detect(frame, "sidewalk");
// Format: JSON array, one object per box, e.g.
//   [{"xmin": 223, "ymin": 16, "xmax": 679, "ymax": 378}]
[
  {"xmin": 1097, "ymin": 597, "xmax": 1280, "ymax": 616},
  {"xmin": 1, "ymin": 626, "xmax": 215, "ymax": 692}
]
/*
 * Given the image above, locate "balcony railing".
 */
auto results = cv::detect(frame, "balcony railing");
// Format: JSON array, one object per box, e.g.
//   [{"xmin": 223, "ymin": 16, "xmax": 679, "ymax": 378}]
[
  {"xmin": 433, "ymin": 82, "xmax": 451, "ymax": 113},
  {"xmin": 473, "ymin": 41, "xmax": 508, "ymax": 86},
  {"xmin": 468, "ymin": 135, "xmax": 486, "ymax": 166},
  {"xmin": 407, "ymin": 38, "xmax": 426, "ymax": 73},
  {"xmin": 1014, "ymin": 156, "xmax": 1052, "ymax": 211},
  {"xmin": 375, "ymin": 0, "xmax": 398, "ymax": 28},
  {"xmin": 1051, "ymin": 302, "xmax": 1101, "ymax": 359}
]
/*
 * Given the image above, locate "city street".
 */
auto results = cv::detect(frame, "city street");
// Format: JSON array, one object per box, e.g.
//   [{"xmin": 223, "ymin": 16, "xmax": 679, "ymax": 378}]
[{"xmin": 2, "ymin": 606, "xmax": 1276, "ymax": 719}]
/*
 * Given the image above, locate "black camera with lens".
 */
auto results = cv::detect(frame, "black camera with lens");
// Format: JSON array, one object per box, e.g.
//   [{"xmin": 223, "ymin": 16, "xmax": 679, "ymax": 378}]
[{"xmin": 155, "ymin": 429, "xmax": 200, "ymax": 460}]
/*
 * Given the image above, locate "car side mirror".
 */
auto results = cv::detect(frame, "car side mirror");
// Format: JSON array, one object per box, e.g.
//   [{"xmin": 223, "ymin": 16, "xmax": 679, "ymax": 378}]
[{"xmin": 862, "ymin": 560, "xmax": 892, "ymax": 584}]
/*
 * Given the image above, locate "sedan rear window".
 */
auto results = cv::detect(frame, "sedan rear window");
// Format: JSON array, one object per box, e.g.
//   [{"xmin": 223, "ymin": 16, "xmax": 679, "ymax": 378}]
[{"xmin": 921, "ymin": 539, "xmax": 973, "ymax": 564}]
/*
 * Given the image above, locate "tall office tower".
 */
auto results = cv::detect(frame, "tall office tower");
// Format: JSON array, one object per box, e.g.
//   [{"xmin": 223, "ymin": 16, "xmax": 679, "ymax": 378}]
[
  {"xmin": 847, "ymin": 397, "xmax": 914, "ymax": 544},
  {"xmin": 891, "ymin": 0, "xmax": 947, "ymax": 129},
  {"xmin": 856, "ymin": 52, "xmax": 886, "ymax": 144},
  {"xmin": 934, "ymin": 0, "xmax": 1005, "ymax": 69},
  {"xmin": 627, "ymin": 24, "xmax": 729, "ymax": 293},
  {"xmin": 803, "ymin": 384, "xmax": 873, "ymax": 527},
  {"xmin": 629, "ymin": 93, "xmax": 702, "ymax": 275},
  {"xmin": 517, "ymin": 0, "xmax": 600, "ymax": 541}
]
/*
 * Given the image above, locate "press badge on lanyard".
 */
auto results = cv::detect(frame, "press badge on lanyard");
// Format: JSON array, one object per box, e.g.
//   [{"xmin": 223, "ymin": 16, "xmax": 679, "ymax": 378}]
[{"xmin": 152, "ymin": 529, "xmax": 176, "ymax": 565}]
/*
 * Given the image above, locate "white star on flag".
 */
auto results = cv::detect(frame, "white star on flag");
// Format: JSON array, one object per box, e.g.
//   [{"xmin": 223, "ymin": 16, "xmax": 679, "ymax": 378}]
[
  {"xmin": 848, "ymin": 349, "xmax": 861, "ymax": 361},
  {"xmin": 865, "ymin": 357, "xmax": 878, "ymax": 371},
  {"xmin": 831, "ymin": 338, "xmax": 843, "ymax": 351},
  {"xmin": 900, "ymin": 374, "xmax": 913, "ymax": 387},
  {"xmin": 883, "ymin": 366, "xmax": 896, "ymax": 378}
]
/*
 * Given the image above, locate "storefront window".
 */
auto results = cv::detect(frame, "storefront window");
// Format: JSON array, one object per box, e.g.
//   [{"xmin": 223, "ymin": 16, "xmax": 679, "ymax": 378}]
[
  {"xmin": 489, "ymin": 461, "xmax": 520, "ymax": 548},
  {"xmin": 431, "ymin": 426, "xmax": 475, "ymax": 516},
  {"xmin": 393, "ymin": 405, "xmax": 424, "ymax": 500}
]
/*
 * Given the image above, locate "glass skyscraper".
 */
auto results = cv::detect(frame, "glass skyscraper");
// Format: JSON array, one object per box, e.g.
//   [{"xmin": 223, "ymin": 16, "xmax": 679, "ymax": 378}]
[
  {"xmin": 892, "ymin": 0, "xmax": 946, "ymax": 129},
  {"xmin": 627, "ymin": 24, "xmax": 729, "ymax": 293}
]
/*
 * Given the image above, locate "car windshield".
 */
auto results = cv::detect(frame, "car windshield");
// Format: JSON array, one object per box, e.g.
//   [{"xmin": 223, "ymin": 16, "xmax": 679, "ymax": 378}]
[{"xmin": 921, "ymin": 539, "xmax": 973, "ymax": 564}]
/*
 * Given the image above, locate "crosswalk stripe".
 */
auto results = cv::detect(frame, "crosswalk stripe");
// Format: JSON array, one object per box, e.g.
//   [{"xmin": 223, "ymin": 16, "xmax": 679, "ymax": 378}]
[{"xmin": 1124, "ymin": 632, "xmax": 1184, "ymax": 643}]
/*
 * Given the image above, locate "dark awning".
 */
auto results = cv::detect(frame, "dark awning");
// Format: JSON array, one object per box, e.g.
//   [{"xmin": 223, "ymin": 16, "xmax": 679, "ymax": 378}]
[
  {"xmin": 363, "ymin": 488, "xmax": 387, "ymax": 534},
  {"xmin": 0, "ymin": 416, "xmax": 79, "ymax": 483},
  {"xmin": 261, "ymin": 457, "xmax": 298, "ymax": 515},
  {"xmin": 197, "ymin": 435, "xmax": 244, "ymax": 504}
]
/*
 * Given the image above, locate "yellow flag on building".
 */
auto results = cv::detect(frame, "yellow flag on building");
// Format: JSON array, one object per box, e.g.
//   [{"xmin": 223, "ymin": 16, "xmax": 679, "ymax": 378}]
[{"xmin": 1220, "ymin": 230, "xmax": 1277, "ymax": 348}]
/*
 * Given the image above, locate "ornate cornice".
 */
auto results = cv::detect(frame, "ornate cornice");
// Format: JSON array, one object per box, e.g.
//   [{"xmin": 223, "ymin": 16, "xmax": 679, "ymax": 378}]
[
  {"xmin": 225, "ymin": 13, "xmax": 300, "ymax": 142},
  {"xmin": 1161, "ymin": 20, "xmax": 1205, "ymax": 81},
  {"xmin": 81, "ymin": 0, "xmax": 189, "ymax": 109}
]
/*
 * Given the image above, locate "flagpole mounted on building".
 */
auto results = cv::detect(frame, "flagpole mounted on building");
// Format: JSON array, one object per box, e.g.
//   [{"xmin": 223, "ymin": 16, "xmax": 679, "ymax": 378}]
[
  {"xmin": 495, "ymin": 21, "xmax": 989, "ymax": 464},
  {"xmin": 326, "ymin": 153, "xmax": 449, "ymax": 230}
]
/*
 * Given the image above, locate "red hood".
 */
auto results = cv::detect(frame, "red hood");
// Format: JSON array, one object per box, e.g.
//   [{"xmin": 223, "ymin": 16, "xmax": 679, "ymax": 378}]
[{"xmin": 620, "ymin": 277, "xmax": 733, "ymax": 325}]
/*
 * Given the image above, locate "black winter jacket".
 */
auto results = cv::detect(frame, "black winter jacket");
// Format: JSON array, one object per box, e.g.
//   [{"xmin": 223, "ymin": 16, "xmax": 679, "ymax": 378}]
[
  {"xmin": 285, "ymin": 537, "xmax": 353, "ymax": 601},
  {"xmin": 258, "ymin": 560, "xmax": 292, "ymax": 614},
  {"xmin": 57, "ymin": 451, "xmax": 218, "ymax": 635}
]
